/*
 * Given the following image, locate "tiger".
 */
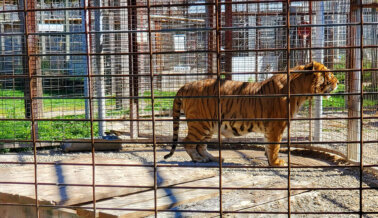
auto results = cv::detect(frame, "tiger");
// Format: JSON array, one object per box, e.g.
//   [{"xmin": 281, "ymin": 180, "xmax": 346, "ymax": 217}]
[{"xmin": 164, "ymin": 61, "xmax": 338, "ymax": 166}]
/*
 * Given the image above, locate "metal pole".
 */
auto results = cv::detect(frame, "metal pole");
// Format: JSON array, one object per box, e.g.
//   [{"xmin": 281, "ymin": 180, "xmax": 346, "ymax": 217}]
[
  {"xmin": 94, "ymin": 0, "xmax": 105, "ymax": 137},
  {"xmin": 65, "ymin": 0, "xmax": 70, "ymax": 63},
  {"xmin": 41, "ymin": 0, "xmax": 46, "ymax": 56},
  {"xmin": 81, "ymin": 0, "xmax": 90, "ymax": 119},
  {"xmin": 313, "ymin": 1, "xmax": 324, "ymax": 142}
]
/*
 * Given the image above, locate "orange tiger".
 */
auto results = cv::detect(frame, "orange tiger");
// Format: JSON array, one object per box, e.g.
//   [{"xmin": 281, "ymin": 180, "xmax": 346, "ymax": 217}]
[{"xmin": 164, "ymin": 61, "xmax": 338, "ymax": 166}]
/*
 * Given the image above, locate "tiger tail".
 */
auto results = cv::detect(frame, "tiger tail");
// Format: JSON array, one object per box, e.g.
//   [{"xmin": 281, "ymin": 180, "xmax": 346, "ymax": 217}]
[{"xmin": 163, "ymin": 91, "xmax": 182, "ymax": 159}]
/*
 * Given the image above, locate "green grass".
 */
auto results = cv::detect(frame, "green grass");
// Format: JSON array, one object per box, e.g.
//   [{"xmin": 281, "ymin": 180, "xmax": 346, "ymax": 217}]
[
  {"xmin": 0, "ymin": 120, "xmax": 31, "ymax": 140},
  {"xmin": 0, "ymin": 89, "xmax": 98, "ymax": 140},
  {"xmin": 142, "ymin": 90, "xmax": 176, "ymax": 112},
  {"xmin": 0, "ymin": 89, "xmax": 86, "ymax": 118},
  {"xmin": 0, "ymin": 114, "xmax": 99, "ymax": 141},
  {"xmin": 37, "ymin": 115, "xmax": 99, "ymax": 140}
]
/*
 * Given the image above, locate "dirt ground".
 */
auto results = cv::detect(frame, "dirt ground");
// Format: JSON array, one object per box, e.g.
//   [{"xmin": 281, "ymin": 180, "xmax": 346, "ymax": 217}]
[{"xmin": 1, "ymin": 146, "xmax": 377, "ymax": 217}]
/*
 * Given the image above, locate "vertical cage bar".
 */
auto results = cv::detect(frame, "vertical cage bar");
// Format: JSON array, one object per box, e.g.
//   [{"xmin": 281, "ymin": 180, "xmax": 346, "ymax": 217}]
[
  {"xmin": 358, "ymin": 0, "xmax": 364, "ymax": 216},
  {"xmin": 94, "ymin": 0, "xmax": 105, "ymax": 137},
  {"xmin": 308, "ymin": 1, "xmax": 313, "ymax": 144},
  {"xmin": 82, "ymin": 0, "xmax": 90, "ymax": 119},
  {"xmin": 215, "ymin": 0, "xmax": 223, "ymax": 216},
  {"xmin": 314, "ymin": 1, "xmax": 324, "ymax": 142},
  {"xmin": 286, "ymin": 0, "xmax": 292, "ymax": 217},
  {"xmin": 22, "ymin": 0, "xmax": 39, "ymax": 216},
  {"xmin": 83, "ymin": 0, "xmax": 97, "ymax": 215},
  {"xmin": 146, "ymin": 0, "xmax": 157, "ymax": 216}
]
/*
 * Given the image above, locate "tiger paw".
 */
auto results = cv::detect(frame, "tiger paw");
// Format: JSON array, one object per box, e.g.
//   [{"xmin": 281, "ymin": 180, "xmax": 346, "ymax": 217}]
[
  {"xmin": 269, "ymin": 158, "xmax": 286, "ymax": 166},
  {"xmin": 192, "ymin": 156, "xmax": 211, "ymax": 163},
  {"xmin": 209, "ymin": 156, "xmax": 224, "ymax": 163}
]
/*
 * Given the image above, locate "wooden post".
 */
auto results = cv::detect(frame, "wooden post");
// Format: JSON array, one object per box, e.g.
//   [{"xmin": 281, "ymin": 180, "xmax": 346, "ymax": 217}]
[
  {"xmin": 113, "ymin": 0, "xmax": 122, "ymax": 110},
  {"xmin": 224, "ymin": 0, "xmax": 233, "ymax": 80},
  {"xmin": 371, "ymin": 8, "xmax": 377, "ymax": 86},
  {"xmin": 346, "ymin": 0, "xmax": 361, "ymax": 162},
  {"xmin": 21, "ymin": 0, "xmax": 43, "ymax": 138},
  {"xmin": 206, "ymin": 0, "xmax": 215, "ymax": 78},
  {"xmin": 128, "ymin": 0, "xmax": 139, "ymax": 138}
]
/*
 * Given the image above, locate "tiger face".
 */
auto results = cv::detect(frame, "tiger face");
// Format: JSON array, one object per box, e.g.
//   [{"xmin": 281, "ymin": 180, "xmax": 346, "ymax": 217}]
[{"xmin": 311, "ymin": 62, "xmax": 339, "ymax": 98}]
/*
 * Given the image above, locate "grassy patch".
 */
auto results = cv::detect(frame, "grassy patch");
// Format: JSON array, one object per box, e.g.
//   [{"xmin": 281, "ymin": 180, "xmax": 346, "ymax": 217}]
[
  {"xmin": 142, "ymin": 90, "xmax": 176, "ymax": 112},
  {"xmin": 38, "ymin": 115, "xmax": 99, "ymax": 140},
  {"xmin": 0, "ymin": 89, "xmax": 86, "ymax": 118},
  {"xmin": 0, "ymin": 114, "xmax": 99, "ymax": 141}
]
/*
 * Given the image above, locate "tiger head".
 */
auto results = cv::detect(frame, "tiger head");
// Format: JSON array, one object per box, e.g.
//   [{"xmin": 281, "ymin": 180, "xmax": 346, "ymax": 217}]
[{"xmin": 304, "ymin": 61, "xmax": 339, "ymax": 99}]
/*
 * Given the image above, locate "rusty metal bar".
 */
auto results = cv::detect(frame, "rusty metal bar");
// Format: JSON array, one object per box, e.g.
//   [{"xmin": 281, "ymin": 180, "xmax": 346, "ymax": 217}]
[
  {"xmin": 3, "ymin": 21, "xmax": 377, "ymax": 37},
  {"xmin": 308, "ymin": 1, "xmax": 313, "ymax": 145},
  {"xmin": 1, "ymin": 1, "xmax": 377, "ymax": 13},
  {"xmin": 1, "ymin": 160, "xmax": 378, "ymax": 169},
  {"xmin": 215, "ymin": 0, "xmax": 223, "ymax": 216},
  {"xmin": 82, "ymin": 0, "xmax": 97, "ymax": 215},
  {"xmin": 1, "ymin": 201, "xmax": 377, "ymax": 215},
  {"xmin": 1, "ymin": 139, "xmax": 378, "ymax": 146},
  {"xmin": 4, "ymin": 91, "xmax": 371, "ymax": 99},
  {"xmin": 0, "ymin": 181, "xmax": 376, "ymax": 191},
  {"xmin": 4, "ymin": 44, "xmax": 378, "ymax": 57},
  {"xmin": 1, "ymin": 114, "xmax": 378, "ymax": 123},
  {"xmin": 2, "ymin": 68, "xmax": 378, "ymax": 79},
  {"xmin": 3, "ymin": 0, "xmax": 377, "ymax": 13},
  {"xmin": 358, "ymin": 0, "xmax": 364, "ymax": 216},
  {"xmin": 3, "ymin": 44, "xmax": 378, "ymax": 57},
  {"xmin": 127, "ymin": 0, "xmax": 134, "ymax": 139},
  {"xmin": 146, "ymin": 0, "xmax": 158, "ymax": 216},
  {"xmin": 21, "ymin": 0, "xmax": 39, "ymax": 216},
  {"xmin": 0, "ymin": 162, "xmax": 378, "ymax": 170},
  {"xmin": 285, "ymin": 0, "xmax": 292, "ymax": 216}
]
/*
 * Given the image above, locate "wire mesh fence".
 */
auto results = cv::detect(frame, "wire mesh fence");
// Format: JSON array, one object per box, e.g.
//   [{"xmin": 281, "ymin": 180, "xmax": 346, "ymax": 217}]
[{"xmin": 0, "ymin": 0, "xmax": 377, "ymax": 217}]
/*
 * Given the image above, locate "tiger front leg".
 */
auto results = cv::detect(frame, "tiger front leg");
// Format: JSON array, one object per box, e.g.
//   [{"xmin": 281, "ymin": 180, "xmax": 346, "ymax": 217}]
[
  {"xmin": 265, "ymin": 144, "xmax": 286, "ymax": 166},
  {"xmin": 265, "ymin": 131, "xmax": 286, "ymax": 166}
]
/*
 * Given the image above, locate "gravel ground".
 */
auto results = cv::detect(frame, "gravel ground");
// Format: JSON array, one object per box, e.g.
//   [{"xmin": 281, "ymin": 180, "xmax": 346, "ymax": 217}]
[
  {"xmin": 103, "ymin": 111, "xmax": 378, "ymax": 166},
  {"xmin": 1, "ymin": 147, "xmax": 377, "ymax": 217}
]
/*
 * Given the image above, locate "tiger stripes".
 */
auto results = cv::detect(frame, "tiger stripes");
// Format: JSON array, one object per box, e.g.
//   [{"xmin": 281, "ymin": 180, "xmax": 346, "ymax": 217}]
[{"xmin": 164, "ymin": 61, "xmax": 338, "ymax": 166}]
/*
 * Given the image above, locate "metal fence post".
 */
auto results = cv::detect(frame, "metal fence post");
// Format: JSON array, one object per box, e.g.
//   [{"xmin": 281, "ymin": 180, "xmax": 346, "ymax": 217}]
[
  {"xmin": 94, "ymin": 0, "xmax": 105, "ymax": 137},
  {"xmin": 313, "ymin": 1, "xmax": 324, "ymax": 142}
]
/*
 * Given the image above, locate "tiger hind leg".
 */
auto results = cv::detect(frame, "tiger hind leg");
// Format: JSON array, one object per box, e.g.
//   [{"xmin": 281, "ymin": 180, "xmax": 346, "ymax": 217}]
[
  {"xmin": 197, "ymin": 144, "xmax": 224, "ymax": 163},
  {"xmin": 183, "ymin": 122, "xmax": 215, "ymax": 163},
  {"xmin": 183, "ymin": 136, "xmax": 210, "ymax": 163}
]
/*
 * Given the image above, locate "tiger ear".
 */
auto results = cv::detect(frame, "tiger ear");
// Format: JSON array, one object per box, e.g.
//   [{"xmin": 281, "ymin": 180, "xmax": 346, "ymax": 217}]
[{"xmin": 304, "ymin": 61, "xmax": 315, "ymax": 71}]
